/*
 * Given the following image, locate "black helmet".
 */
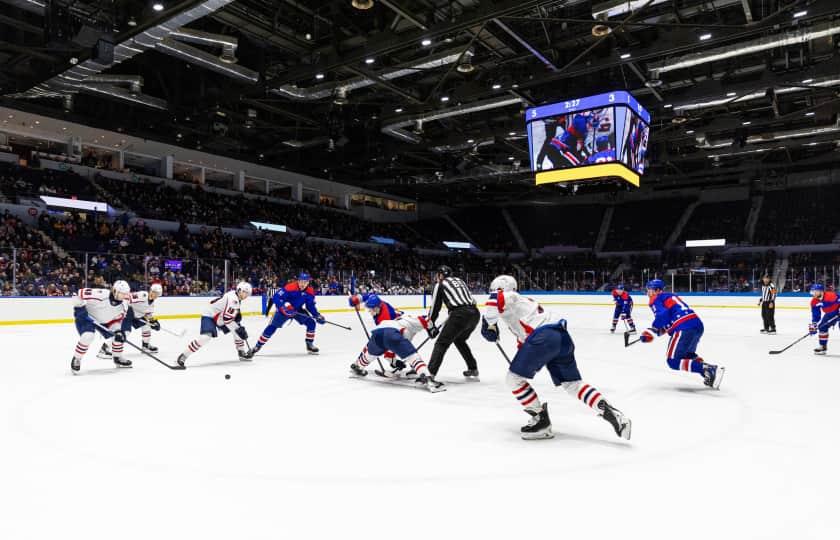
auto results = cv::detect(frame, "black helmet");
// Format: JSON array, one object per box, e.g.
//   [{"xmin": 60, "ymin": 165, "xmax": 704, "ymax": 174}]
[{"xmin": 437, "ymin": 265, "xmax": 452, "ymax": 277}]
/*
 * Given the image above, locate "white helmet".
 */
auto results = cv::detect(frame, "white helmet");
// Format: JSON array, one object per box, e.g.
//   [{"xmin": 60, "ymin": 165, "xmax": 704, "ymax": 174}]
[
  {"xmin": 490, "ymin": 275, "xmax": 517, "ymax": 292},
  {"xmin": 111, "ymin": 280, "xmax": 131, "ymax": 298},
  {"xmin": 149, "ymin": 283, "xmax": 163, "ymax": 295},
  {"xmin": 236, "ymin": 281, "xmax": 252, "ymax": 297}
]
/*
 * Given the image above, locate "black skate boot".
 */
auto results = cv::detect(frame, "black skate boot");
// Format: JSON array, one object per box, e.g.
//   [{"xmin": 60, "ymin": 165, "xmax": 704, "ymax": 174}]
[
  {"xmin": 113, "ymin": 357, "xmax": 132, "ymax": 368},
  {"xmin": 238, "ymin": 349, "xmax": 253, "ymax": 361},
  {"xmin": 703, "ymin": 363, "xmax": 725, "ymax": 389},
  {"xmin": 627, "ymin": 326, "xmax": 637, "ymax": 334},
  {"xmin": 142, "ymin": 342, "xmax": 159, "ymax": 353},
  {"xmin": 71, "ymin": 357, "xmax": 80, "ymax": 374},
  {"xmin": 415, "ymin": 374, "xmax": 446, "ymax": 393},
  {"xmin": 462, "ymin": 368, "xmax": 480, "ymax": 380},
  {"xmin": 96, "ymin": 343, "xmax": 112, "ymax": 360},
  {"xmin": 521, "ymin": 403, "xmax": 553, "ymax": 440},
  {"xmin": 768, "ymin": 327, "xmax": 777, "ymax": 335},
  {"xmin": 306, "ymin": 342, "xmax": 320, "ymax": 355},
  {"xmin": 598, "ymin": 401, "xmax": 632, "ymax": 440},
  {"xmin": 176, "ymin": 354, "xmax": 187, "ymax": 368},
  {"xmin": 350, "ymin": 363, "xmax": 367, "ymax": 377},
  {"xmin": 760, "ymin": 328, "xmax": 768, "ymax": 334},
  {"xmin": 814, "ymin": 345, "xmax": 827, "ymax": 355},
  {"xmin": 610, "ymin": 325, "xmax": 616, "ymax": 333}
]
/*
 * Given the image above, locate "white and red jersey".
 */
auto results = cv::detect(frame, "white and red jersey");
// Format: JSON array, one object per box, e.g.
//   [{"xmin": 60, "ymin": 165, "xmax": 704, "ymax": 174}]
[
  {"xmin": 202, "ymin": 290, "xmax": 242, "ymax": 329},
  {"xmin": 484, "ymin": 290, "xmax": 563, "ymax": 347},
  {"xmin": 129, "ymin": 291, "xmax": 156, "ymax": 319},
  {"xmin": 370, "ymin": 299, "xmax": 430, "ymax": 341},
  {"xmin": 73, "ymin": 288, "xmax": 128, "ymax": 327}
]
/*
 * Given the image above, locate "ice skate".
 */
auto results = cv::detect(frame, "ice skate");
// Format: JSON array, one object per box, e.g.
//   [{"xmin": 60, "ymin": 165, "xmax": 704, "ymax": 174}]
[
  {"xmin": 176, "ymin": 354, "xmax": 187, "ymax": 368},
  {"xmin": 760, "ymin": 328, "xmax": 768, "ymax": 334},
  {"xmin": 238, "ymin": 349, "xmax": 253, "ymax": 362},
  {"xmin": 113, "ymin": 357, "xmax": 132, "ymax": 368},
  {"xmin": 462, "ymin": 368, "xmax": 480, "ymax": 380},
  {"xmin": 416, "ymin": 374, "xmax": 445, "ymax": 393},
  {"xmin": 306, "ymin": 342, "xmax": 320, "ymax": 355},
  {"xmin": 814, "ymin": 345, "xmax": 827, "ymax": 355},
  {"xmin": 142, "ymin": 343, "xmax": 159, "ymax": 353},
  {"xmin": 703, "ymin": 364, "xmax": 724, "ymax": 389},
  {"xmin": 521, "ymin": 403, "xmax": 553, "ymax": 440},
  {"xmin": 71, "ymin": 357, "xmax": 80, "ymax": 374},
  {"xmin": 768, "ymin": 328, "xmax": 776, "ymax": 335},
  {"xmin": 610, "ymin": 326, "xmax": 616, "ymax": 333},
  {"xmin": 350, "ymin": 363, "xmax": 367, "ymax": 377},
  {"xmin": 96, "ymin": 343, "xmax": 112, "ymax": 360},
  {"xmin": 598, "ymin": 401, "xmax": 632, "ymax": 440},
  {"xmin": 627, "ymin": 327, "xmax": 637, "ymax": 334}
]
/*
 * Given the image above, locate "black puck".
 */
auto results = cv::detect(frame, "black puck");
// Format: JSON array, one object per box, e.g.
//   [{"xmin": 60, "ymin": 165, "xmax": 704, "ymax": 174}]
[{"xmin": 225, "ymin": 374, "xmax": 231, "ymax": 380}]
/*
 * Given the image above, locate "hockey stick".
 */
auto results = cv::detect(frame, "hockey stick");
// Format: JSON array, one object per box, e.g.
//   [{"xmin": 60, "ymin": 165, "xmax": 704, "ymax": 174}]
[
  {"xmin": 769, "ymin": 332, "xmax": 811, "ymax": 355},
  {"xmin": 288, "ymin": 309, "xmax": 354, "ymax": 331},
  {"xmin": 495, "ymin": 342, "xmax": 512, "ymax": 365},
  {"xmin": 160, "ymin": 325, "xmax": 186, "ymax": 338},
  {"xmin": 91, "ymin": 320, "xmax": 185, "ymax": 370},
  {"xmin": 352, "ymin": 305, "xmax": 386, "ymax": 373},
  {"xmin": 624, "ymin": 331, "xmax": 641, "ymax": 348}
]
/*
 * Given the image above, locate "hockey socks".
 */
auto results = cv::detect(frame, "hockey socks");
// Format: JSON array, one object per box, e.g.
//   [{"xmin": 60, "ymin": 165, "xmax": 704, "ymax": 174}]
[
  {"xmin": 507, "ymin": 372, "xmax": 541, "ymax": 412},
  {"xmin": 562, "ymin": 381, "xmax": 604, "ymax": 411},
  {"xmin": 667, "ymin": 357, "xmax": 705, "ymax": 374},
  {"xmin": 73, "ymin": 331, "xmax": 94, "ymax": 360},
  {"xmin": 182, "ymin": 334, "xmax": 212, "ymax": 358}
]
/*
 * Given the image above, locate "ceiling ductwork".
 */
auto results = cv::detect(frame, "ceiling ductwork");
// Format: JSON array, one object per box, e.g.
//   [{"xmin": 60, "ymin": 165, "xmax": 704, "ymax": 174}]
[
  {"xmin": 84, "ymin": 75, "xmax": 145, "ymax": 95},
  {"xmin": 0, "ymin": 0, "xmax": 45, "ymax": 15},
  {"xmin": 745, "ymin": 122, "xmax": 840, "ymax": 145},
  {"xmin": 154, "ymin": 39, "xmax": 260, "ymax": 84},
  {"xmin": 674, "ymin": 75, "xmax": 840, "ymax": 112},
  {"xmin": 74, "ymin": 83, "xmax": 168, "ymax": 110},
  {"xmin": 273, "ymin": 51, "xmax": 463, "ymax": 101},
  {"xmin": 381, "ymin": 95, "xmax": 524, "ymax": 143},
  {"xmin": 649, "ymin": 21, "xmax": 840, "ymax": 76},
  {"xmin": 5, "ymin": 0, "xmax": 240, "ymax": 107},
  {"xmin": 168, "ymin": 28, "xmax": 239, "ymax": 63},
  {"xmin": 591, "ymin": 0, "xmax": 669, "ymax": 19}
]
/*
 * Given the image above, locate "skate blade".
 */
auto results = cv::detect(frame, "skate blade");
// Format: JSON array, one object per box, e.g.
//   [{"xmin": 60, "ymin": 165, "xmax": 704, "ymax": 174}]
[
  {"xmin": 426, "ymin": 384, "xmax": 447, "ymax": 393},
  {"xmin": 522, "ymin": 429, "xmax": 554, "ymax": 440},
  {"xmin": 620, "ymin": 419, "xmax": 632, "ymax": 440},
  {"xmin": 96, "ymin": 353, "xmax": 112, "ymax": 360},
  {"xmin": 713, "ymin": 366, "xmax": 725, "ymax": 390}
]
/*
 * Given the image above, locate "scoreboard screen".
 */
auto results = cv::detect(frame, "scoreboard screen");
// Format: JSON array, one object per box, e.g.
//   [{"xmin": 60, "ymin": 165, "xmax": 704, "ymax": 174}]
[{"xmin": 525, "ymin": 91, "xmax": 650, "ymax": 187}]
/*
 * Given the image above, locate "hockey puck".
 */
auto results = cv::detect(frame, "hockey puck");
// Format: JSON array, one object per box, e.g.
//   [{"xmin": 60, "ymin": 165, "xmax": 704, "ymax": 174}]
[{"xmin": 225, "ymin": 374, "xmax": 231, "ymax": 380}]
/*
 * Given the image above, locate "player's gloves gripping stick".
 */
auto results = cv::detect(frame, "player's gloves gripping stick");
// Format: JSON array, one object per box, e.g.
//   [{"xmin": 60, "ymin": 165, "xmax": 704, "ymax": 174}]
[
  {"xmin": 148, "ymin": 318, "xmax": 161, "ymax": 331},
  {"xmin": 480, "ymin": 317, "xmax": 499, "ymax": 342},
  {"xmin": 426, "ymin": 323, "xmax": 440, "ymax": 339},
  {"xmin": 640, "ymin": 329, "xmax": 656, "ymax": 343},
  {"xmin": 348, "ymin": 294, "xmax": 362, "ymax": 307},
  {"xmin": 113, "ymin": 330, "xmax": 126, "ymax": 342},
  {"xmin": 808, "ymin": 323, "xmax": 817, "ymax": 336},
  {"xmin": 315, "ymin": 314, "xmax": 326, "ymax": 325},
  {"xmin": 235, "ymin": 326, "xmax": 248, "ymax": 340}
]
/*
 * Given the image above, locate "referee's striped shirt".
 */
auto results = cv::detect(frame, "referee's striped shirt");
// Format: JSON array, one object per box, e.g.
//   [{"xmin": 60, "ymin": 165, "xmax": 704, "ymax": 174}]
[
  {"xmin": 761, "ymin": 281, "xmax": 777, "ymax": 302},
  {"xmin": 428, "ymin": 276, "xmax": 476, "ymax": 322}
]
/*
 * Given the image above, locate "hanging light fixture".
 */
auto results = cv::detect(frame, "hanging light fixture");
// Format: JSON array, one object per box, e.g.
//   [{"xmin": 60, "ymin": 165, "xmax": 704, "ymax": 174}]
[
  {"xmin": 456, "ymin": 48, "xmax": 475, "ymax": 73},
  {"xmin": 352, "ymin": 0, "xmax": 374, "ymax": 10}
]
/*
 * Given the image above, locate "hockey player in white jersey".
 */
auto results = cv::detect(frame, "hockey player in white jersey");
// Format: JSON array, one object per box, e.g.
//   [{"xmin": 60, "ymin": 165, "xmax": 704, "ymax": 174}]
[
  {"xmin": 177, "ymin": 282, "xmax": 253, "ymax": 367},
  {"xmin": 127, "ymin": 283, "xmax": 163, "ymax": 352},
  {"xmin": 482, "ymin": 275, "xmax": 631, "ymax": 440},
  {"xmin": 71, "ymin": 280, "xmax": 133, "ymax": 373}
]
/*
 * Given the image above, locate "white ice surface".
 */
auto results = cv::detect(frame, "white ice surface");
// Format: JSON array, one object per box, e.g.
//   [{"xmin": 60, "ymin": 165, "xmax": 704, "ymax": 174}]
[{"xmin": 1, "ymin": 304, "xmax": 838, "ymax": 540}]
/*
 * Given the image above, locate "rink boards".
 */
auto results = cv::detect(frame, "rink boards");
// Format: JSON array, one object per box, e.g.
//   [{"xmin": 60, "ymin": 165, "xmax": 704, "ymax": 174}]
[{"xmin": 0, "ymin": 292, "xmax": 811, "ymax": 326}]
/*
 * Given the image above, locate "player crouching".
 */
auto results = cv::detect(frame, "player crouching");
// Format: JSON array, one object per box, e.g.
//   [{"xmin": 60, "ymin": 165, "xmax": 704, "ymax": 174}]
[
  {"xmin": 639, "ymin": 279, "xmax": 724, "ymax": 389},
  {"xmin": 99, "ymin": 283, "xmax": 164, "ymax": 360},
  {"xmin": 349, "ymin": 293, "xmax": 444, "ymax": 392},
  {"xmin": 177, "ymin": 282, "xmax": 252, "ymax": 367},
  {"xmin": 482, "ymin": 275, "xmax": 631, "ymax": 440},
  {"xmin": 71, "ymin": 280, "xmax": 133, "ymax": 373},
  {"xmin": 808, "ymin": 284, "xmax": 839, "ymax": 355}
]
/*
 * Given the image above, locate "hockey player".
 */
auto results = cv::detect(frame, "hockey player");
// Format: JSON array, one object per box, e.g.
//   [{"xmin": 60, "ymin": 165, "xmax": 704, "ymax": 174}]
[
  {"xmin": 349, "ymin": 294, "xmax": 444, "ymax": 392},
  {"xmin": 249, "ymin": 272, "xmax": 324, "ymax": 356},
  {"xmin": 586, "ymin": 134, "xmax": 616, "ymax": 164},
  {"xmin": 639, "ymin": 279, "xmax": 724, "ymax": 389},
  {"xmin": 610, "ymin": 283, "xmax": 636, "ymax": 333},
  {"xmin": 177, "ymin": 282, "xmax": 252, "ymax": 367},
  {"xmin": 98, "ymin": 283, "xmax": 164, "ymax": 359},
  {"xmin": 482, "ymin": 275, "xmax": 631, "ymax": 440},
  {"xmin": 808, "ymin": 283, "xmax": 839, "ymax": 355},
  {"xmin": 535, "ymin": 113, "xmax": 591, "ymax": 169},
  {"xmin": 71, "ymin": 280, "xmax": 133, "ymax": 373}
]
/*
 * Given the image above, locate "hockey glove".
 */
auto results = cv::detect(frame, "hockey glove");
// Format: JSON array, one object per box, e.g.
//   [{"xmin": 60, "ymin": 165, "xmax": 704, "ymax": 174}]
[
  {"xmin": 426, "ymin": 322, "xmax": 440, "ymax": 339},
  {"xmin": 809, "ymin": 323, "xmax": 818, "ymax": 336},
  {"xmin": 235, "ymin": 326, "xmax": 248, "ymax": 340},
  {"xmin": 348, "ymin": 294, "xmax": 361, "ymax": 307},
  {"xmin": 315, "ymin": 314, "xmax": 326, "ymax": 325},
  {"xmin": 480, "ymin": 317, "xmax": 499, "ymax": 342},
  {"xmin": 113, "ymin": 330, "xmax": 126, "ymax": 343},
  {"xmin": 148, "ymin": 318, "xmax": 161, "ymax": 331},
  {"xmin": 235, "ymin": 311, "xmax": 242, "ymax": 324},
  {"xmin": 640, "ymin": 329, "xmax": 656, "ymax": 343}
]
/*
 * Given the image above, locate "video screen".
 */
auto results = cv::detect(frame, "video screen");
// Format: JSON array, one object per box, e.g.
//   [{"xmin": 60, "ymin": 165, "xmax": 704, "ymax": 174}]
[
  {"xmin": 528, "ymin": 106, "xmax": 616, "ymax": 171},
  {"xmin": 619, "ymin": 112, "xmax": 649, "ymax": 175}
]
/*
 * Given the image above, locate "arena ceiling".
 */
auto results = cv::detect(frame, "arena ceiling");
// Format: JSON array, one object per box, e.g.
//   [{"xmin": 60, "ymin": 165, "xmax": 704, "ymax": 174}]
[{"xmin": 1, "ymin": 0, "xmax": 839, "ymax": 204}]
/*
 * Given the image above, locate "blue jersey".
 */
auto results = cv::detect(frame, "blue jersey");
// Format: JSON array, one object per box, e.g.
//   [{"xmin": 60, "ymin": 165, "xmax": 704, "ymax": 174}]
[
  {"xmin": 648, "ymin": 292, "xmax": 702, "ymax": 335},
  {"xmin": 587, "ymin": 149, "xmax": 615, "ymax": 164},
  {"xmin": 612, "ymin": 289, "xmax": 633, "ymax": 309},
  {"xmin": 273, "ymin": 282, "xmax": 320, "ymax": 318}
]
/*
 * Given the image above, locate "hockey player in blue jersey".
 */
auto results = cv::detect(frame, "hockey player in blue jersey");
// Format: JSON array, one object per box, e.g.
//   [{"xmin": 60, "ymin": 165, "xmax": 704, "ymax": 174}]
[
  {"xmin": 586, "ymin": 134, "xmax": 616, "ymax": 164},
  {"xmin": 246, "ymin": 272, "xmax": 324, "ymax": 357},
  {"xmin": 535, "ymin": 113, "xmax": 591, "ymax": 169},
  {"xmin": 639, "ymin": 279, "xmax": 725, "ymax": 389},
  {"xmin": 610, "ymin": 283, "xmax": 636, "ymax": 333}
]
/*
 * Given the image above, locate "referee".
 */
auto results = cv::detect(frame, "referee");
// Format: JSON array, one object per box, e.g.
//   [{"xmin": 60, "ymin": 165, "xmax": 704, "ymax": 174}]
[
  {"xmin": 759, "ymin": 274, "xmax": 777, "ymax": 334},
  {"xmin": 426, "ymin": 266, "xmax": 481, "ymax": 378}
]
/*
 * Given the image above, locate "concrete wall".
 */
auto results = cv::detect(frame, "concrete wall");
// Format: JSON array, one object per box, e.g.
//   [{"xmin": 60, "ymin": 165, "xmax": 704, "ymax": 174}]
[{"xmin": 0, "ymin": 292, "xmax": 811, "ymax": 326}]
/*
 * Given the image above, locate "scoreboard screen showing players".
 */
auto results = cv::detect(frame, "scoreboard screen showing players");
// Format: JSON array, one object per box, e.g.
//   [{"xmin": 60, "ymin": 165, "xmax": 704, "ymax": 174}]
[{"xmin": 525, "ymin": 91, "xmax": 650, "ymax": 187}]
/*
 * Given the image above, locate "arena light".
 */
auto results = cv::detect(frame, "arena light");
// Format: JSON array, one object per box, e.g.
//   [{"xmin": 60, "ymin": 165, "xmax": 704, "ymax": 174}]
[
  {"xmin": 40, "ymin": 196, "xmax": 110, "ymax": 213},
  {"xmin": 443, "ymin": 241, "xmax": 474, "ymax": 249},
  {"xmin": 250, "ymin": 221, "xmax": 287, "ymax": 233},
  {"xmin": 686, "ymin": 239, "xmax": 726, "ymax": 247},
  {"xmin": 370, "ymin": 236, "xmax": 396, "ymax": 245}
]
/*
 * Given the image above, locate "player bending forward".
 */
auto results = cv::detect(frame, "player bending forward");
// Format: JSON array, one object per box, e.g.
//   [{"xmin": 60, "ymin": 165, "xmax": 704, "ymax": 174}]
[
  {"xmin": 98, "ymin": 283, "xmax": 164, "ymax": 359},
  {"xmin": 808, "ymin": 284, "xmax": 839, "ymax": 355},
  {"xmin": 639, "ymin": 279, "xmax": 724, "ymax": 388},
  {"xmin": 482, "ymin": 275, "xmax": 631, "ymax": 440},
  {"xmin": 610, "ymin": 283, "xmax": 636, "ymax": 333},
  {"xmin": 349, "ymin": 294, "xmax": 444, "ymax": 392},
  {"xmin": 177, "ymin": 282, "xmax": 252, "ymax": 367},
  {"xmin": 71, "ymin": 280, "xmax": 133, "ymax": 373},
  {"xmin": 248, "ymin": 272, "xmax": 324, "ymax": 357}
]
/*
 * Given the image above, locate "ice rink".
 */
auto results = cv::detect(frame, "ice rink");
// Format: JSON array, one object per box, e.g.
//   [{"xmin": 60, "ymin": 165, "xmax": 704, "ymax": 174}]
[{"xmin": 1, "ymin": 300, "xmax": 838, "ymax": 540}]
